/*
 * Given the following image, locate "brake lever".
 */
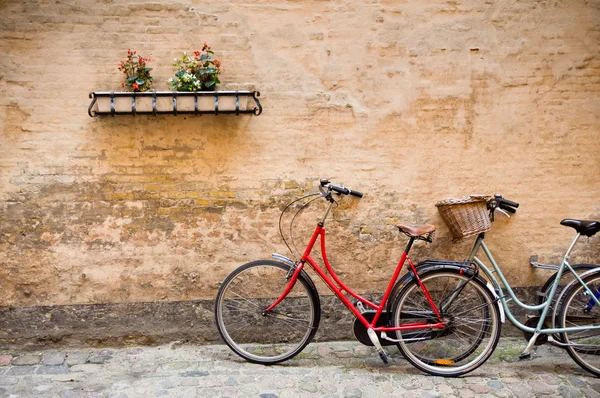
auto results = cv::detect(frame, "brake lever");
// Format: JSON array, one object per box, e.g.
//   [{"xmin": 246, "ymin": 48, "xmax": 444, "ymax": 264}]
[
  {"xmin": 496, "ymin": 208, "xmax": 511, "ymax": 218},
  {"xmin": 318, "ymin": 184, "xmax": 328, "ymax": 196}
]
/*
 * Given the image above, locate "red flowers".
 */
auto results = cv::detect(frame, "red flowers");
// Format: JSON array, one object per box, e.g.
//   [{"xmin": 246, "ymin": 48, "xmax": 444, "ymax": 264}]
[
  {"xmin": 202, "ymin": 42, "xmax": 209, "ymax": 51},
  {"xmin": 194, "ymin": 50, "xmax": 200, "ymax": 57},
  {"xmin": 118, "ymin": 49, "xmax": 154, "ymax": 92}
]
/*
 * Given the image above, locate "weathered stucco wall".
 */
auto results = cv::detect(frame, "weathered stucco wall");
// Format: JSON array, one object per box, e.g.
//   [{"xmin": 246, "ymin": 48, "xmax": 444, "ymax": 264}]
[{"xmin": 1, "ymin": 0, "xmax": 599, "ymax": 346}]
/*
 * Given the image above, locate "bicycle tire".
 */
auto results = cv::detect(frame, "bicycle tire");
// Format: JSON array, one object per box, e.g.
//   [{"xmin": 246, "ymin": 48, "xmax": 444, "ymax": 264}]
[
  {"xmin": 392, "ymin": 270, "xmax": 501, "ymax": 377},
  {"xmin": 537, "ymin": 263, "xmax": 598, "ymax": 311},
  {"xmin": 536, "ymin": 264, "xmax": 598, "ymax": 342},
  {"xmin": 215, "ymin": 260, "xmax": 321, "ymax": 365},
  {"xmin": 558, "ymin": 268, "xmax": 600, "ymax": 377}
]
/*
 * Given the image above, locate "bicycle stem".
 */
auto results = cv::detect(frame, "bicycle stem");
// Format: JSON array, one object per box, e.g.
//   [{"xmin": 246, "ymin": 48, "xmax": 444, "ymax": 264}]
[{"xmin": 320, "ymin": 199, "xmax": 336, "ymax": 225}]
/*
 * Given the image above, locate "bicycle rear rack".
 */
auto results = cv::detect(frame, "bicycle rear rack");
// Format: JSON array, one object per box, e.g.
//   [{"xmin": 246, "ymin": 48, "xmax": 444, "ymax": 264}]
[{"xmin": 530, "ymin": 255, "xmax": 559, "ymax": 271}]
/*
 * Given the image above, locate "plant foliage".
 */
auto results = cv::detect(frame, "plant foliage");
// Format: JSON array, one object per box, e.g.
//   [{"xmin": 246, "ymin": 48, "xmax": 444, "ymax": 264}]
[
  {"xmin": 168, "ymin": 43, "xmax": 222, "ymax": 91},
  {"xmin": 118, "ymin": 49, "xmax": 154, "ymax": 92}
]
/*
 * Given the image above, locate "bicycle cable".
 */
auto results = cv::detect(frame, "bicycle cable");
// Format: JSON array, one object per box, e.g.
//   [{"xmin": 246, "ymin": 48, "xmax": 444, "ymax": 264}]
[
  {"xmin": 278, "ymin": 193, "xmax": 322, "ymax": 258},
  {"xmin": 289, "ymin": 195, "xmax": 335, "ymax": 258}
]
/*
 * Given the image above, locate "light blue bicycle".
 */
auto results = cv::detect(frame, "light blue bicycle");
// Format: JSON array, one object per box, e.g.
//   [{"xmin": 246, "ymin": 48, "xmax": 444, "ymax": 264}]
[{"xmin": 432, "ymin": 194, "xmax": 600, "ymax": 376}]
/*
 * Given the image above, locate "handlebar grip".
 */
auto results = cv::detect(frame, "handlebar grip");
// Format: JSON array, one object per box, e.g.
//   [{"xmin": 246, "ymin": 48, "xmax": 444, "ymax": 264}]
[
  {"xmin": 349, "ymin": 189, "xmax": 363, "ymax": 198},
  {"xmin": 329, "ymin": 185, "xmax": 363, "ymax": 198},
  {"xmin": 329, "ymin": 185, "xmax": 349, "ymax": 195},
  {"xmin": 501, "ymin": 198, "xmax": 519, "ymax": 208},
  {"xmin": 499, "ymin": 203, "xmax": 517, "ymax": 213}
]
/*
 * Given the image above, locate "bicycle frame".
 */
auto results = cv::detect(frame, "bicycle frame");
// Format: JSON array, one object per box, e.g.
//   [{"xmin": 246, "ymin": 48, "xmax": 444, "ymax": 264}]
[
  {"xmin": 265, "ymin": 200, "xmax": 445, "ymax": 335},
  {"xmin": 468, "ymin": 233, "xmax": 600, "ymax": 336}
]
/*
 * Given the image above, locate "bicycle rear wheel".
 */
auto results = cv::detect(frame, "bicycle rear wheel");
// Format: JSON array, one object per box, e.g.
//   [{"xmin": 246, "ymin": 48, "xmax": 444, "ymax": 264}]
[
  {"xmin": 392, "ymin": 270, "xmax": 501, "ymax": 377},
  {"xmin": 536, "ymin": 264, "xmax": 598, "ymax": 343},
  {"xmin": 537, "ymin": 263, "xmax": 598, "ymax": 314},
  {"xmin": 558, "ymin": 269, "xmax": 600, "ymax": 377},
  {"xmin": 215, "ymin": 260, "xmax": 320, "ymax": 364}
]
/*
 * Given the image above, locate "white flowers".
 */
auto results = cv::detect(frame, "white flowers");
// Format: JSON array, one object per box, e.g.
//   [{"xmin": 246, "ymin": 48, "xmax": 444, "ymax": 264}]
[{"xmin": 168, "ymin": 73, "xmax": 202, "ymax": 90}]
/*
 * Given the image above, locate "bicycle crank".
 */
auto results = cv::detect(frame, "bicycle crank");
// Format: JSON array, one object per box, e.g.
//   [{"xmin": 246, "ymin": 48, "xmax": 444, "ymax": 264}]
[{"xmin": 353, "ymin": 311, "xmax": 396, "ymax": 346}]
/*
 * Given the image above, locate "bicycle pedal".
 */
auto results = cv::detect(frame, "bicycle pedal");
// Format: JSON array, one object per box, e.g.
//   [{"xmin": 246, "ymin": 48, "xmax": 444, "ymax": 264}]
[
  {"xmin": 519, "ymin": 352, "xmax": 532, "ymax": 360},
  {"xmin": 378, "ymin": 350, "xmax": 389, "ymax": 365}
]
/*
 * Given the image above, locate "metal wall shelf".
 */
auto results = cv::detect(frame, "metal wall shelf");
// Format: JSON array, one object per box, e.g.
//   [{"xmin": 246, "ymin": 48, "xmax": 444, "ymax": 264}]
[{"xmin": 88, "ymin": 90, "xmax": 262, "ymax": 117}]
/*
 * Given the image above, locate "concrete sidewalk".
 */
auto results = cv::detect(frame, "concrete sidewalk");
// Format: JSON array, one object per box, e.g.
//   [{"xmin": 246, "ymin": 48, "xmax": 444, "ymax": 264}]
[{"xmin": 1, "ymin": 338, "xmax": 599, "ymax": 397}]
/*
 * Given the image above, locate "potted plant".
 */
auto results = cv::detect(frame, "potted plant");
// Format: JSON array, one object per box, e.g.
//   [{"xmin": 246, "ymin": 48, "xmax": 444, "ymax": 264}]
[
  {"xmin": 115, "ymin": 49, "xmax": 154, "ymax": 112},
  {"xmin": 168, "ymin": 43, "xmax": 222, "ymax": 92},
  {"xmin": 119, "ymin": 49, "xmax": 154, "ymax": 92}
]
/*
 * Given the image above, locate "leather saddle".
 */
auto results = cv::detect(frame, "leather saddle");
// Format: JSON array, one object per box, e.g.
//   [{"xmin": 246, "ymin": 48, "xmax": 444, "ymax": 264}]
[{"xmin": 560, "ymin": 219, "xmax": 600, "ymax": 237}]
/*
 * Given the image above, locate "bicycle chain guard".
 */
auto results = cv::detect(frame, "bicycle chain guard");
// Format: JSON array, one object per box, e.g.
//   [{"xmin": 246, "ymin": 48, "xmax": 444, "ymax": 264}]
[{"xmin": 353, "ymin": 311, "xmax": 396, "ymax": 346}]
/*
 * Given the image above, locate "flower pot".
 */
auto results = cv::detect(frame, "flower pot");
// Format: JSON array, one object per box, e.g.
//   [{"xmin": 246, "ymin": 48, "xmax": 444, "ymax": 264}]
[
  {"xmin": 219, "ymin": 95, "xmax": 237, "ymax": 112},
  {"xmin": 114, "ymin": 96, "xmax": 132, "ymax": 113},
  {"xmin": 156, "ymin": 96, "xmax": 172, "ymax": 113},
  {"xmin": 198, "ymin": 95, "xmax": 215, "ymax": 113},
  {"xmin": 134, "ymin": 96, "xmax": 153, "ymax": 113},
  {"xmin": 176, "ymin": 96, "xmax": 195, "ymax": 112}
]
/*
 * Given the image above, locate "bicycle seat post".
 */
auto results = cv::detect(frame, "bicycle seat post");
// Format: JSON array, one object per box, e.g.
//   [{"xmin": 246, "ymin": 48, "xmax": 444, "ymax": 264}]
[
  {"xmin": 404, "ymin": 237, "xmax": 416, "ymax": 255},
  {"xmin": 563, "ymin": 232, "xmax": 581, "ymax": 264}
]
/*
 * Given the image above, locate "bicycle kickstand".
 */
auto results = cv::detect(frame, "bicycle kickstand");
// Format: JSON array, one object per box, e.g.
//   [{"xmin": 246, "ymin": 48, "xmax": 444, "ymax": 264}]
[
  {"xmin": 367, "ymin": 328, "xmax": 389, "ymax": 364},
  {"xmin": 519, "ymin": 330, "xmax": 541, "ymax": 360}
]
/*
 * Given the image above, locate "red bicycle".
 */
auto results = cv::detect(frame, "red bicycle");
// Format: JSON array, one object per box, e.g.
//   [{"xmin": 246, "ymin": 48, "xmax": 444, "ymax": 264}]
[{"xmin": 215, "ymin": 179, "xmax": 503, "ymax": 376}]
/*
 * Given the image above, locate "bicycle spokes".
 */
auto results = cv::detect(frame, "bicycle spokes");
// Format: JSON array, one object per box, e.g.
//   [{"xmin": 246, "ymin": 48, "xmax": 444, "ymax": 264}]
[
  {"xmin": 215, "ymin": 261, "xmax": 320, "ymax": 364},
  {"xmin": 583, "ymin": 287, "xmax": 600, "ymax": 313}
]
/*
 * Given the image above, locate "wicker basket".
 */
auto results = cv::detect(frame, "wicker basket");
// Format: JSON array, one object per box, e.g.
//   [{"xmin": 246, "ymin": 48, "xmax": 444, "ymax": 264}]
[{"xmin": 436, "ymin": 195, "xmax": 491, "ymax": 240}]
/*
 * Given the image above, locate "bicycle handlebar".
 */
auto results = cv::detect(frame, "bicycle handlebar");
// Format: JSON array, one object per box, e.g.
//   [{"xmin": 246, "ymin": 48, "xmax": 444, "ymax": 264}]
[
  {"xmin": 329, "ymin": 185, "xmax": 363, "ymax": 198},
  {"xmin": 489, "ymin": 194, "xmax": 519, "ymax": 220},
  {"xmin": 500, "ymin": 198, "xmax": 519, "ymax": 208},
  {"xmin": 319, "ymin": 178, "xmax": 363, "ymax": 198},
  {"xmin": 499, "ymin": 203, "xmax": 517, "ymax": 213}
]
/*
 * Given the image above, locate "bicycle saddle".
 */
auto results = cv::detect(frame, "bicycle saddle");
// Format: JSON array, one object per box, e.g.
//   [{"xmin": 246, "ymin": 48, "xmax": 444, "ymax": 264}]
[
  {"xmin": 560, "ymin": 219, "xmax": 600, "ymax": 237},
  {"xmin": 397, "ymin": 224, "xmax": 436, "ymax": 238}
]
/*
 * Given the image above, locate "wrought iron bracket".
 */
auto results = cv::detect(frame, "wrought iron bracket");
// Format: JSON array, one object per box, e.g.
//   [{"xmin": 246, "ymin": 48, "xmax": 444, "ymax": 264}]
[{"xmin": 88, "ymin": 90, "xmax": 262, "ymax": 117}]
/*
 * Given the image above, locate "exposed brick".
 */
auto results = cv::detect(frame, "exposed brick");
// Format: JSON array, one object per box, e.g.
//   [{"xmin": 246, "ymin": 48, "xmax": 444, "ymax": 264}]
[
  {"xmin": 11, "ymin": 355, "xmax": 41, "ymax": 366},
  {"xmin": 43, "ymin": 352, "xmax": 66, "ymax": 366},
  {"xmin": 0, "ymin": 0, "xmax": 598, "ymax": 350},
  {"xmin": 0, "ymin": 356, "xmax": 12, "ymax": 366}
]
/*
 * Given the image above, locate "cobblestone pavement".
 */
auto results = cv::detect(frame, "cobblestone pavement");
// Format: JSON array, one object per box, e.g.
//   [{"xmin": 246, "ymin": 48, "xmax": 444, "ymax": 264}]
[{"xmin": 1, "ymin": 338, "xmax": 600, "ymax": 397}]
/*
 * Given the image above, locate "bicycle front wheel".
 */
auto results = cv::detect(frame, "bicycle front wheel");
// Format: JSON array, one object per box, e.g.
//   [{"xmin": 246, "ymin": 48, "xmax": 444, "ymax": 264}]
[
  {"xmin": 392, "ymin": 270, "xmax": 501, "ymax": 377},
  {"xmin": 215, "ymin": 260, "xmax": 320, "ymax": 365},
  {"xmin": 558, "ymin": 269, "xmax": 600, "ymax": 377}
]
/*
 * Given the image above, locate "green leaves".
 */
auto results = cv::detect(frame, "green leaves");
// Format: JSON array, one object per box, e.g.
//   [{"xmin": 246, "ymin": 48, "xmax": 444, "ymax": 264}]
[
  {"xmin": 170, "ymin": 46, "xmax": 222, "ymax": 91},
  {"xmin": 119, "ymin": 50, "xmax": 154, "ymax": 92}
]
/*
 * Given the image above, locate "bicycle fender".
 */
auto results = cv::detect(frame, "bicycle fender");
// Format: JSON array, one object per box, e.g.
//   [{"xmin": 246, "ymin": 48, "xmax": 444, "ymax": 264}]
[
  {"xmin": 387, "ymin": 259, "xmax": 505, "ymax": 323},
  {"xmin": 270, "ymin": 254, "xmax": 321, "ymax": 304},
  {"xmin": 484, "ymin": 280, "xmax": 505, "ymax": 324},
  {"xmin": 386, "ymin": 260, "xmax": 474, "ymax": 313},
  {"xmin": 551, "ymin": 267, "xmax": 600, "ymax": 324}
]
